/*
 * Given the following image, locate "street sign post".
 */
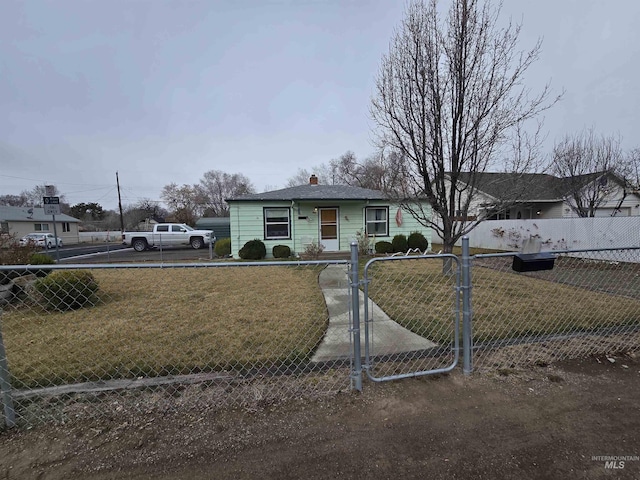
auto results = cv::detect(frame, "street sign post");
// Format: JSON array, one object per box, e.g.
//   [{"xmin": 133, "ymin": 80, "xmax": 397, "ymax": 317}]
[
  {"xmin": 43, "ymin": 196, "xmax": 61, "ymax": 216},
  {"xmin": 42, "ymin": 196, "xmax": 61, "ymax": 262}
]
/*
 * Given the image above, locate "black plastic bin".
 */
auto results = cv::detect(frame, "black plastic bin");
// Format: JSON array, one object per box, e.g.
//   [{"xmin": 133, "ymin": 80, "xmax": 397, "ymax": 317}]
[{"xmin": 512, "ymin": 252, "xmax": 556, "ymax": 272}]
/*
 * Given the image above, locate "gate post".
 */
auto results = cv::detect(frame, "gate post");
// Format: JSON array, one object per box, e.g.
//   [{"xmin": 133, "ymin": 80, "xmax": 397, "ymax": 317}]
[
  {"xmin": 461, "ymin": 237, "xmax": 473, "ymax": 375},
  {"xmin": 350, "ymin": 241, "xmax": 363, "ymax": 392},
  {"xmin": 0, "ymin": 310, "xmax": 16, "ymax": 428}
]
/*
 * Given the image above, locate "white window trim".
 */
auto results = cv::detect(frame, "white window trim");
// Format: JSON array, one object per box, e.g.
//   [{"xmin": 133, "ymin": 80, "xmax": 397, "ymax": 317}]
[
  {"xmin": 365, "ymin": 207, "xmax": 389, "ymax": 237},
  {"xmin": 264, "ymin": 208, "xmax": 291, "ymax": 240}
]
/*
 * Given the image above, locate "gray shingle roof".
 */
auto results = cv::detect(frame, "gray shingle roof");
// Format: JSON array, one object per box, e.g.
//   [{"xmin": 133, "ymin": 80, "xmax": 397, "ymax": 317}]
[
  {"xmin": 0, "ymin": 206, "xmax": 80, "ymax": 223},
  {"xmin": 229, "ymin": 184, "xmax": 387, "ymax": 202},
  {"xmin": 457, "ymin": 171, "xmax": 620, "ymax": 202},
  {"xmin": 457, "ymin": 172, "xmax": 562, "ymax": 201}
]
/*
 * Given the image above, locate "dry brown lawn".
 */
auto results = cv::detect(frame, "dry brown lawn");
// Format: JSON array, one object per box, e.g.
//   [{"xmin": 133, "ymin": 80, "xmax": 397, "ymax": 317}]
[
  {"xmin": 2, "ymin": 266, "xmax": 327, "ymax": 388},
  {"xmin": 5, "ymin": 258, "xmax": 639, "ymax": 389},
  {"xmin": 367, "ymin": 258, "xmax": 640, "ymax": 343}
]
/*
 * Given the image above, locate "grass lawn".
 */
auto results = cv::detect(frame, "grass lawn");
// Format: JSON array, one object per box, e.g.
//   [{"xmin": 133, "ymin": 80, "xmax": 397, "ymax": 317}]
[
  {"xmin": 4, "ymin": 257, "xmax": 639, "ymax": 389},
  {"xmin": 366, "ymin": 257, "xmax": 640, "ymax": 344},
  {"xmin": 2, "ymin": 266, "xmax": 327, "ymax": 388}
]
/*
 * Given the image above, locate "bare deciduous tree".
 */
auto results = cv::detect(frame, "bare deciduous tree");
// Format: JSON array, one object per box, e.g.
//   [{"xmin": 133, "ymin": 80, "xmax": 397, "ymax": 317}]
[
  {"xmin": 551, "ymin": 128, "xmax": 626, "ymax": 217},
  {"xmin": 370, "ymin": 0, "xmax": 558, "ymax": 253},
  {"xmin": 0, "ymin": 193, "xmax": 28, "ymax": 207},
  {"xmin": 286, "ymin": 165, "xmax": 336, "ymax": 187},
  {"xmin": 4, "ymin": 185, "xmax": 67, "ymax": 208},
  {"xmin": 118, "ymin": 198, "xmax": 170, "ymax": 230},
  {"xmin": 161, "ymin": 183, "xmax": 203, "ymax": 225},
  {"xmin": 196, "ymin": 170, "xmax": 255, "ymax": 217},
  {"xmin": 285, "ymin": 150, "xmax": 409, "ymax": 192},
  {"xmin": 625, "ymin": 148, "xmax": 640, "ymax": 190},
  {"xmin": 329, "ymin": 150, "xmax": 410, "ymax": 193},
  {"xmin": 161, "ymin": 171, "xmax": 255, "ymax": 222}
]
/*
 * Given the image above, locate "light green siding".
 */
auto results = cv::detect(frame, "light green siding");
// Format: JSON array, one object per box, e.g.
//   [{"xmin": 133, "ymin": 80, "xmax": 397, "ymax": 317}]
[{"xmin": 229, "ymin": 200, "xmax": 432, "ymax": 259}]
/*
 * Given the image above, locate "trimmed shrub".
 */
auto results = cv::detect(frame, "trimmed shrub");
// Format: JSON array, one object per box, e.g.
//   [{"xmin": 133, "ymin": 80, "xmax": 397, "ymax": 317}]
[
  {"xmin": 239, "ymin": 239, "xmax": 266, "ymax": 260},
  {"xmin": 29, "ymin": 252, "xmax": 56, "ymax": 277},
  {"xmin": 375, "ymin": 241, "xmax": 394, "ymax": 254},
  {"xmin": 214, "ymin": 238, "xmax": 231, "ymax": 257},
  {"xmin": 391, "ymin": 234, "xmax": 408, "ymax": 253},
  {"xmin": 33, "ymin": 270, "xmax": 99, "ymax": 311},
  {"xmin": 29, "ymin": 253, "xmax": 55, "ymax": 265},
  {"xmin": 272, "ymin": 245, "xmax": 291, "ymax": 259},
  {"xmin": 407, "ymin": 231, "xmax": 429, "ymax": 252}
]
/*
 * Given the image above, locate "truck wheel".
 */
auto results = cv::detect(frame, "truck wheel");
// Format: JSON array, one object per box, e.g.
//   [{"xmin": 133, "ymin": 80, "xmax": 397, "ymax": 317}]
[
  {"xmin": 190, "ymin": 237, "xmax": 204, "ymax": 249},
  {"xmin": 132, "ymin": 238, "xmax": 148, "ymax": 252}
]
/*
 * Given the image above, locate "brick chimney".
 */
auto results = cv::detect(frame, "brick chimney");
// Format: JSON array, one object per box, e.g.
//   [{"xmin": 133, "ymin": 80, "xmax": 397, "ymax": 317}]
[{"xmin": 309, "ymin": 174, "xmax": 318, "ymax": 185}]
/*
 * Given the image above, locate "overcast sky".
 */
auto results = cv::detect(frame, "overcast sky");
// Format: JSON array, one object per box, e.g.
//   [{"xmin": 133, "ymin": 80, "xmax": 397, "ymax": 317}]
[{"xmin": 1, "ymin": 0, "xmax": 639, "ymax": 211}]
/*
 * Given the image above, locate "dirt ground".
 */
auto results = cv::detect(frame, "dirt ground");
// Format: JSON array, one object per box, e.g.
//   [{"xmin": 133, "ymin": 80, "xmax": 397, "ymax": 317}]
[{"xmin": 1, "ymin": 353, "xmax": 639, "ymax": 480}]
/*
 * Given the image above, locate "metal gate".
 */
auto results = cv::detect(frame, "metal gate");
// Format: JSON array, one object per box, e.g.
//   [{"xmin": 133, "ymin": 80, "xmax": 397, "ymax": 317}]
[{"xmin": 362, "ymin": 254, "xmax": 461, "ymax": 382}]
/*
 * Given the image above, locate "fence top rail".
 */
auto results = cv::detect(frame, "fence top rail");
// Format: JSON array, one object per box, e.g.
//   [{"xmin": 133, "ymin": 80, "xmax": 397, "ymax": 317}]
[
  {"xmin": 474, "ymin": 245, "xmax": 640, "ymax": 259},
  {"xmin": 364, "ymin": 253, "xmax": 459, "ymax": 269},
  {"xmin": 0, "ymin": 259, "xmax": 350, "ymax": 271}
]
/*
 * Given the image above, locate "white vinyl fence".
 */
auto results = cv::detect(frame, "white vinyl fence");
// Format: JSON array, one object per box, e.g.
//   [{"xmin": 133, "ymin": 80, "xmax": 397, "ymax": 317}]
[
  {"xmin": 460, "ymin": 216, "xmax": 640, "ymax": 253},
  {"xmin": 78, "ymin": 232, "xmax": 122, "ymax": 243}
]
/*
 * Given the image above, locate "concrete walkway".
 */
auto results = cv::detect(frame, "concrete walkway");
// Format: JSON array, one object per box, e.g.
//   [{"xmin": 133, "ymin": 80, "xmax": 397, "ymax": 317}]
[{"xmin": 311, "ymin": 264, "xmax": 437, "ymax": 363}]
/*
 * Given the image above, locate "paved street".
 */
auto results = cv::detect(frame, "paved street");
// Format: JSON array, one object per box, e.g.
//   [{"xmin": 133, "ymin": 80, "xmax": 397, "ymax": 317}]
[{"xmin": 56, "ymin": 242, "xmax": 217, "ymax": 264}]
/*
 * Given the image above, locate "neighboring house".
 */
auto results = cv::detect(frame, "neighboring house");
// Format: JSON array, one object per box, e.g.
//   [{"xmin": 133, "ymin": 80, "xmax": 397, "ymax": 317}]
[
  {"xmin": 0, "ymin": 205, "xmax": 81, "ymax": 244},
  {"xmin": 453, "ymin": 172, "xmax": 640, "ymax": 220},
  {"xmin": 227, "ymin": 175, "xmax": 432, "ymax": 259}
]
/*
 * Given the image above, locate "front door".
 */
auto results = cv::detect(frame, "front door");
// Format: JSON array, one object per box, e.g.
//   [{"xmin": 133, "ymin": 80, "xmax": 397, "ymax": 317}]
[{"xmin": 319, "ymin": 208, "xmax": 339, "ymax": 252}]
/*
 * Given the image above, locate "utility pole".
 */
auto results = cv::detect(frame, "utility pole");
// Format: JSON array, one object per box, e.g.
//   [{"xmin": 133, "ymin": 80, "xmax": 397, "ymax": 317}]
[{"xmin": 116, "ymin": 172, "xmax": 125, "ymax": 236}]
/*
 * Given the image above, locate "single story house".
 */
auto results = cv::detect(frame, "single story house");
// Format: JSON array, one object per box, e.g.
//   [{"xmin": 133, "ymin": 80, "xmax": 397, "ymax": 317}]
[
  {"xmin": 0, "ymin": 205, "xmax": 81, "ymax": 244},
  {"xmin": 227, "ymin": 175, "xmax": 432, "ymax": 259},
  {"xmin": 453, "ymin": 172, "xmax": 640, "ymax": 220}
]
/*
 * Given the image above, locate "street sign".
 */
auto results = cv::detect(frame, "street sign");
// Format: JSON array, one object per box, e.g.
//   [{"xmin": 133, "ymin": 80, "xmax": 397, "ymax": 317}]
[{"xmin": 43, "ymin": 196, "xmax": 61, "ymax": 216}]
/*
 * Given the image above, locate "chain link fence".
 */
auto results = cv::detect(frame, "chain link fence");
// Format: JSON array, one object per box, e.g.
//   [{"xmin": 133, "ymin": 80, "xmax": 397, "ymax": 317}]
[
  {"xmin": 2, "ymin": 244, "xmax": 640, "ymax": 429},
  {"xmin": 0, "ymin": 261, "xmax": 352, "ymax": 428},
  {"xmin": 361, "ymin": 246, "xmax": 640, "ymax": 378},
  {"xmin": 471, "ymin": 247, "xmax": 640, "ymax": 370}
]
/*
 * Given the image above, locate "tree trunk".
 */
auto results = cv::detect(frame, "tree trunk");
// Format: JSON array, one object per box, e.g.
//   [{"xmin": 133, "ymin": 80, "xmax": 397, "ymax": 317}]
[{"xmin": 442, "ymin": 239, "xmax": 456, "ymax": 275}]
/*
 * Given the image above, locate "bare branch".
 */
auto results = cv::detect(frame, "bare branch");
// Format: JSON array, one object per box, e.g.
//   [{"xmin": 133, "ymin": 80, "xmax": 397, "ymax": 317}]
[
  {"xmin": 551, "ymin": 128, "xmax": 625, "ymax": 217},
  {"xmin": 370, "ymin": 0, "xmax": 560, "ymax": 251}
]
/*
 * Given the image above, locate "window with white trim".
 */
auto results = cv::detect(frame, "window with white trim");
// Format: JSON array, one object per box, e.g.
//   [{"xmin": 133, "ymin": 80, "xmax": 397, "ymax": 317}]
[
  {"xmin": 62, "ymin": 222, "xmax": 71, "ymax": 232},
  {"xmin": 264, "ymin": 208, "xmax": 290, "ymax": 239},
  {"xmin": 365, "ymin": 207, "xmax": 388, "ymax": 236},
  {"xmin": 34, "ymin": 223, "xmax": 50, "ymax": 231}
]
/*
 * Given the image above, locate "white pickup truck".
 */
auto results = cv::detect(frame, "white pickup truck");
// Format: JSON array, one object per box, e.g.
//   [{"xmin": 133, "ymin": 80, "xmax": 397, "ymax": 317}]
[{"xmin": 122, "ymin": 223, "xmax": 216, "ymax": 252}]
